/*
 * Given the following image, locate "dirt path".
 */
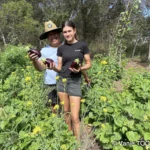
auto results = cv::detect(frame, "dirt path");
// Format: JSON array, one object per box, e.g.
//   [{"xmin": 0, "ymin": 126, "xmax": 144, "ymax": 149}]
[
  {"xmin": 80, "ymin": 121, "xmax": 102, "ymax": 150},
  {"xmin": 125, "ymin": 60, "xmax": 150, "ymax": 71}
]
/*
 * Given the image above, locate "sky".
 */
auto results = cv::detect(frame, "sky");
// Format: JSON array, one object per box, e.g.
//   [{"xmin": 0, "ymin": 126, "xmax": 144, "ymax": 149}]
[{"xmin": 141, "ymin": 0, "xmax": 150, "ymax": 17}]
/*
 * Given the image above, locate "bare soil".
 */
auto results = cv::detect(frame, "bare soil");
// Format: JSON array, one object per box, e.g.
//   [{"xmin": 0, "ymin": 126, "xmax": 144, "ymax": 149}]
[
  {"xmin": 80, "ymin": 121, "xmax": 102, "ymax": 150},
  {"xmin": 125, "ymin": 59, "xmax": 150, "ymax": 71}
]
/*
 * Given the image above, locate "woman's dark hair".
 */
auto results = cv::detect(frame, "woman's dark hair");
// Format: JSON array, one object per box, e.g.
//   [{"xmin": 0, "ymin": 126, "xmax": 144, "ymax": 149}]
[
  {"xmin": 62, "ymin": 20, "xmax": 78, "ymax": 41},
  {"xmin": 62, "ymin": 20, "xmax": 76, "ymax": 29}
]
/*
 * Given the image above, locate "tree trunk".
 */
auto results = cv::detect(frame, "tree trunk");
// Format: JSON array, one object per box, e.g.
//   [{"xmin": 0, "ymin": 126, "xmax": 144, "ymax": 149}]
[
  {"xmin": 132, "ymin": 36, "xmax": 140, "ymax": 58},
  {"xmin": 148, "ymin": 40, "xmax": 150, "ymax": 63},
  {"xmin": 0, "ymin": 28, "xmax": 7, "ymax": 47}
]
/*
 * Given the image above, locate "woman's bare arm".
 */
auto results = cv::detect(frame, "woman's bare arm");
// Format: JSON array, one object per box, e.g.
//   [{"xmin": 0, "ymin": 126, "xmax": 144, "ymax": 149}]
[{"xmin": 80, "ymin": 54, "xmax": 91, "ymax": 71}]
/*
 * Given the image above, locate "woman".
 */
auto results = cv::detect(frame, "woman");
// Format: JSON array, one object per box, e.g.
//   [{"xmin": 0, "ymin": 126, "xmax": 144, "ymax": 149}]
[{"xmin": 51, "ymin": 20, "xmax": 91, "ymax": 141}]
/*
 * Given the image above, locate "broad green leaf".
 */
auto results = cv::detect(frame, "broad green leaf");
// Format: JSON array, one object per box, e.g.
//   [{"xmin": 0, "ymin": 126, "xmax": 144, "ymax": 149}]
[
  {"xmin": 93, "ymin": 121, "xmax": 100, "ymax": 127},
  {"xmin": 133, "ymin": 145, "xmax": 143, "ymax": 150},
  {"xmin": 144, "ymin": 132, "xmax": 150, "ymax": 140},
  {"xmin": 19, "ymin": 131, "xmax": 28, "ymax": 138},
  {"xmin": 114, "ymin": 117, "xmax": 124, "ymax": 127},
  {"xmin": 126, "ymin": 120, "xmax": 135, "ymax": 130},
  {"xmin": 89, "ymin": 112, "xmax": 94, "ymax": 118},
  {"xmin": 122, "ymin": 126, "xmax": 127, "ymax": 133},
  {"xmin": 28, "ymin": 141, "xmax": 39, "ymax": 150},
  {"xmin": 107, "ymin": 106, "xmax": 114, "ymax": 113},
  {"xmin": 110, "ymin": 132, "xmax": 121, "ymax": 142},
  {"xmin": 100, "ymin": 133, "xmax": 109, "ymax": 143},
  {"xmin": 0, "ymin": 120, "xmax": 8, "ymax": 130},
  {"xmin": 143, "ymin": 122, "xmax": 150, "ymax": 130},
  {"xmin": 126, "ymin": 131, "xmax": 141, "ymax": 141},
  {"xmin": 0, "ymin": 107, "xmax": 5, "ymax": 118},
  {"xmin": 15, "ymin": 117, "xmax": 23, "ymax": 125},
  {"xmin": 135, "ymin": 124, "xmax": 145, "ymax": 135},
  {"xmin": 102, "ymin": 143, "xmax": 113, "ymax": 149}
]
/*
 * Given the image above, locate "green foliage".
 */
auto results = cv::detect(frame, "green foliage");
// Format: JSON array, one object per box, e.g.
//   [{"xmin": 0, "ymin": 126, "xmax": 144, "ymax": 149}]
[
  {"xmin": 0, "ymin": 45, "xmax": 78, "ymax": 150},
  {"xmin": 126, "ymin": 43, "xmax": 148, "ymax": 57},
  {"xmin": 1, "ymin": 44, "xmax": 150, "ymax": 149},
  {"xmin": 128, "ymin": 73, "xmax": 150, "ymax": 101},
  {"xmin": 0, "ymin": 45, "xmax": 29, "ymax": 81},
  {"xmin": 0, "ymin": 0, "xmax": 149, "ymax": 61},
  {"xmin": 0, "ymin": 0, "xmax": 40, "ymax": 46},
  {"xmin": 81, "ymin": 55, "xmax": 150, "ymax": 149},
  {"xmin": 109, "ymin": 0, "xmax": 142, "ymax": 63},
  {"xmin": 39, "ymin": 0, "xmax": 71, "ymax": 26}
]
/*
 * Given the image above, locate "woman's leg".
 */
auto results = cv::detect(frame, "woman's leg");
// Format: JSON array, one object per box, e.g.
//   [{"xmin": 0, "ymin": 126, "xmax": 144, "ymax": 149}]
[
  {"xmin": 58, "ymin": 92, "xmax": 72, "ymax": 131},
  {"xmin": 70, "ymin": 96, "xmax": 81, "ymax": 141}
]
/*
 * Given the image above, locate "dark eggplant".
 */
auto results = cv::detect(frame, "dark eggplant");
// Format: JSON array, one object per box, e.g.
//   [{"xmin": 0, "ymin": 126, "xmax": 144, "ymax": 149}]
[
  {"xmin": 70, "ymin": 58, "xmax": 80, "ymax": 69},
  {"xmin": 42, "ymin": 58, "xmax": 54, "ymax": 67},
  {"xmin": 28, "ymin": 49, "xmax": 41, "ymax": 57}
]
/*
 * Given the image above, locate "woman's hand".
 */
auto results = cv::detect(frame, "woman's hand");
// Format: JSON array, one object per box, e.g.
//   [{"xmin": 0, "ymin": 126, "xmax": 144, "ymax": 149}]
[{"xmin": 69, "ymin": 64, "xmax": 81, "ymax": 73}]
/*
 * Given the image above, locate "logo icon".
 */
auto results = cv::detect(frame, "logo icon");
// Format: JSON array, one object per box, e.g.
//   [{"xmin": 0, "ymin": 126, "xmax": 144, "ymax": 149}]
[
  {"xmin": 75, "ymin": 49, "xmax": 81, "ymax": 52},
  {"xmin": 47, "ymin": 23, "xmax": 52, "ymax": 28}
]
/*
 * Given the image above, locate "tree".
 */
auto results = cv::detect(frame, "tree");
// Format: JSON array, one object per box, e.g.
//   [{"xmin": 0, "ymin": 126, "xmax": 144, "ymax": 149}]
[{"xmin": 0, "ymin": 0, "xmax": 40, "ymax": 46}]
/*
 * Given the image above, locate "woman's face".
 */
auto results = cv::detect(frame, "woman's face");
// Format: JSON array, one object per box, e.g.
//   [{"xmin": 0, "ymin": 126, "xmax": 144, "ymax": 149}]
[{"xmin": 62, "ymin": 26, "xmax": 76, "ymax": 44}]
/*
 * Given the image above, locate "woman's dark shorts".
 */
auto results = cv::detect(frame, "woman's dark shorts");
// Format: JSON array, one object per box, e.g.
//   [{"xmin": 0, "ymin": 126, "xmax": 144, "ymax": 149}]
[{"xmin": 57, "ymin": 77, "xmax": 82, "ymax": 97}]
